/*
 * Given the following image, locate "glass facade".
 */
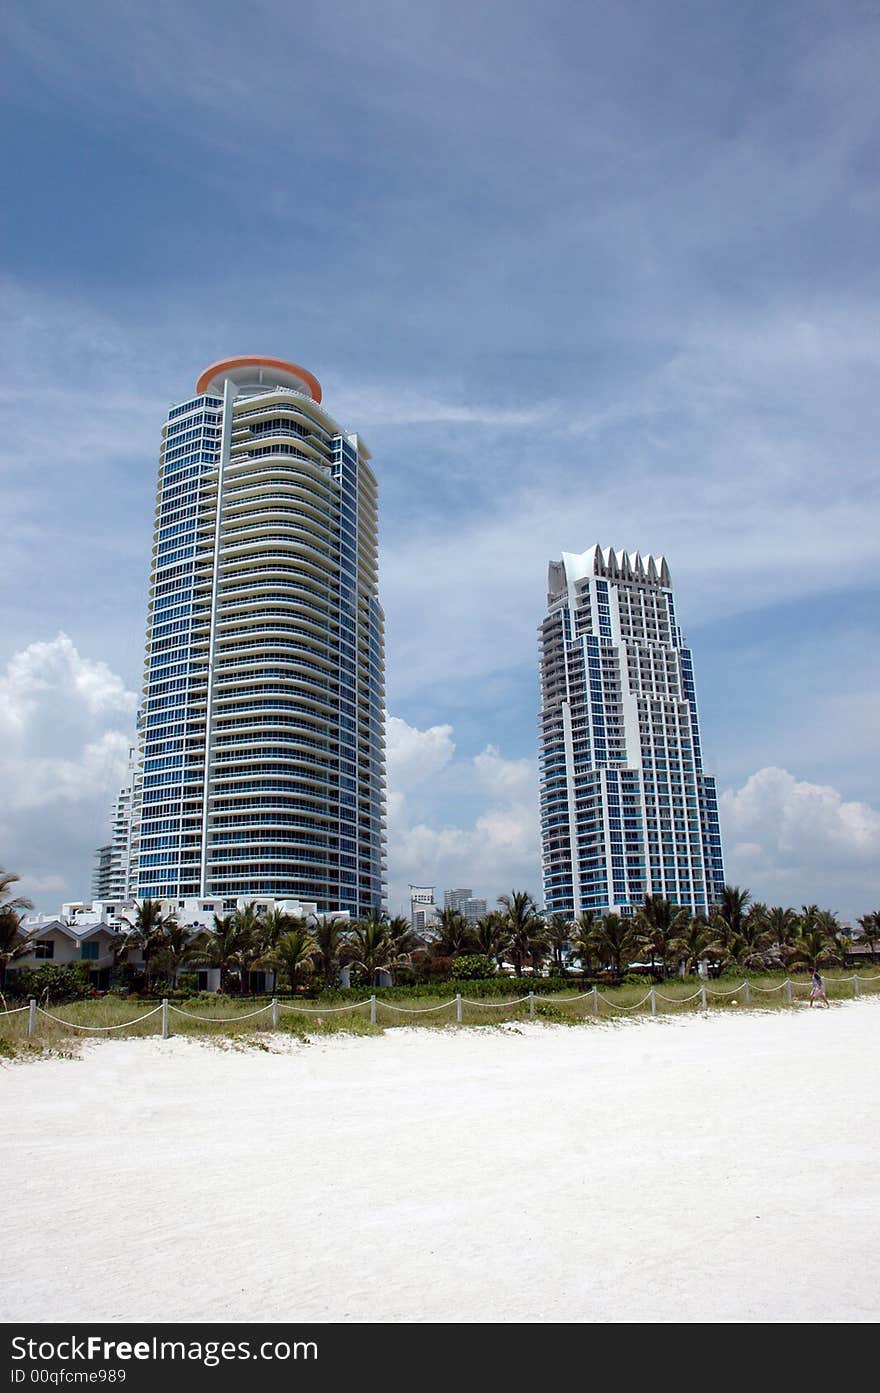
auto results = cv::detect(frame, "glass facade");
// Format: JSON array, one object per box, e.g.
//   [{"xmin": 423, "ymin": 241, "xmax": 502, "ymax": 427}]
[
  {"xmin": 538, "ymin": 546, "xmax": 724, "ymax": 919},
  {"xmin": 131, "ymin": 359, "xmax": 386, "ymax": 915}
]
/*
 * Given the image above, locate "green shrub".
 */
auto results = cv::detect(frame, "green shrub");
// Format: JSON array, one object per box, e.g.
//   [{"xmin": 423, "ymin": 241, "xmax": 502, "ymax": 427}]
[
  {"xmin": 109, "ymin": 964, "xmax": 145, "ymax": 995},
  {"xmin": 314, "ymin": 975, "xmax": 583, "ymax": 1003},
  {"xmin": 450, "ymin": 954, "xmax": 497, "ymax": 980},
  {"xmin": 420, "ymin": 956, "xmax": 455, "ymax": 982},
  {"xmin": 10, "ymin": 964, "xmax": 92, "ymax": 1004}
]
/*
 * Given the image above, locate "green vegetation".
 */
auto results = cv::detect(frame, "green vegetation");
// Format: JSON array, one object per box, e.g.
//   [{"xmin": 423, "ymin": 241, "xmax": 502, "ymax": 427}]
[
  {"xmin": 2, "ymin": 866, "xmax": 878, "ymax": 1061},
  {"xmin": 1, "ymin": 967, "xmax": 878, "ymax": 1056},
  {"xmin": 0, "ymin": 869, "xmax": 35, "ymax": 990}
]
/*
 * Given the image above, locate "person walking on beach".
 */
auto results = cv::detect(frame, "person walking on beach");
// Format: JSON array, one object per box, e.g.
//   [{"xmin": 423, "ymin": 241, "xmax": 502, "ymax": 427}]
[{"xmin": 809, "ymin": 970, "xmax": 829, "ymax": 1008}]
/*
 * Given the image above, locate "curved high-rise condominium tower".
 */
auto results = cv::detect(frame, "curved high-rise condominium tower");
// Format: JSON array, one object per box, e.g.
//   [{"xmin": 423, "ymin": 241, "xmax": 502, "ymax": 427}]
[
  {"xmin": 539, "ymin": 545, "xmax": 724, "ymax": 919},
  {"xmin": 131, "ymin": 356, "xmax": 386, "ymax": 917}
]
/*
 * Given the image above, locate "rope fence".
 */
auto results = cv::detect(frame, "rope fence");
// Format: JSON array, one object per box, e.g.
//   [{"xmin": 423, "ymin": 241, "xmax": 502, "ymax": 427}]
[
  {"xmin": 3, "ymin": 972, "xmax": 879, "ymax": 1041},
  {"xmin": 35, "ymin": 1005, "xmax": 163, "ymax": 1031}
]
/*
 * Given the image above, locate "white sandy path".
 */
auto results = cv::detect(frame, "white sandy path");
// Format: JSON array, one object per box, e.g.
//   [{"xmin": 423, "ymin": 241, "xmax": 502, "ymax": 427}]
[{"xmin": 1, "ymin": 1001, "xmax": 878, "ymax": 1324}]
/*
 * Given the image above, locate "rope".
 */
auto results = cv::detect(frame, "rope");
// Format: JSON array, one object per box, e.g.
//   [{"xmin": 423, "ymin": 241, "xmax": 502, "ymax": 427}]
[
  {"xmin": 277, "ymin": 1000, "xmax": 371, "ymax": 1014},
  {"xmin": 36, "ymin": 1006, "xmax": 163, "ymax": 1031},
  {"xmin": 169, "ymin": 1003, "xmax": 273, "ymax": 1023},
  {"xmin": 377, "ymin": 999, "xmax": 456, "ymax": 1014},
  {"xmin": 460, "ymin": 995, "xmax": 532, "ymax": 1007},
  {"xmin": 20, "ymin": 976, "xmax": 880, "ymax": 1036},
  {"xmin": 598, "ymin": 992, "xmax": 652, "ymax": 1011}
]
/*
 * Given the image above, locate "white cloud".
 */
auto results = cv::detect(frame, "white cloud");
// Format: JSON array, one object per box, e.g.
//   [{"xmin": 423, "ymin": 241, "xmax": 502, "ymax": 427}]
[
  {"xmin": 7, "ymin": 731, "xmax": 134, "ymax": 813},
  {"xmin": 473, "ymin": 744, "xmax": 535, "ymax": 802},
  {"xmin": 0, "ymin": 632, "xmax": 135, "ymax": 732},
  {"xmin": 386, "ymin": 714, "xmax": 455, "ymax": 791},
  {"xmin": 0, "ymin": 635, "xmax": 135, "ymax": 904},
  {"xmin": 720, "ymin": 767, "xmax": 880, "ymax": 916},
  {"xmin": 386, "ymin": 717, "xmax": 540, "ymax": 912}
]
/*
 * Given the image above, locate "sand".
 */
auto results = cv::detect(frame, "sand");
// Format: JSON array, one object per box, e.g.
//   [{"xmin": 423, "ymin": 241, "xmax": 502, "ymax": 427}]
[{"xmin": 2, "ymin": 1001, "xmax": 878, "ymax": 1324}]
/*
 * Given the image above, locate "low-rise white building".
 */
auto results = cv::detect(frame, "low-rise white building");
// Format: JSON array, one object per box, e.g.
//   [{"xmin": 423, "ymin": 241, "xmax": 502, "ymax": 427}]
[
  {"xmin": 12, "ymin": 896, "xmax": 352, "ymax": 995},
  {"xmin": 7, "ymin": 919, "xmax": 122, "ymax": 989}
]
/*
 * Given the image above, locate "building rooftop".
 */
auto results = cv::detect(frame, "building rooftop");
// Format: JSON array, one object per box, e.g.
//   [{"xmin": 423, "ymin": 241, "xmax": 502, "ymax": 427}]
[{"xmin": 195, "ymin": 355, "xmax": 323, "ymax": 403}]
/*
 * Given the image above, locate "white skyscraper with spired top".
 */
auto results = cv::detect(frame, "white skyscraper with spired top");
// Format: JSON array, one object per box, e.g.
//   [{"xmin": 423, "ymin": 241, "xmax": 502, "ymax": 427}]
[{"xmin": 538, "ymin": 544, "xmax": 724, "ymax": 919}]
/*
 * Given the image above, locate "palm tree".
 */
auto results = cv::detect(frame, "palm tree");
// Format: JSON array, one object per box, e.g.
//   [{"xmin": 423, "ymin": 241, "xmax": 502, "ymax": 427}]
[
  {"xmin": 124, "ymin": 899, "xmax": 177, "ymax": 990},
  {"xmin": 255, "ymin": 908, "xmax": 300, "ymax": 992},
  {"xmin": 156, "ymin": 921, "xmax": 202, "ymax": 988},
  {"xmin": 714, "ymin": 885, "xmax": 752, "ymax": 952},
  {"xmin": 569, "ymin": 911, "xmax": 598, "ymax": 975},
  {"xmin": 670, "ymin": 916, "xmax": 723, "ymax": 976},
  {"xmin": 345, "ymin": 916, "xmax": 391, "ymax": 985},
  {"xmin": 588, "ymin": 913, "xmax": 637, "ymax": 983},
  {"xmin": 230, "ymin": 902, "xmax": 268, "ymax": 995},
  {"xmin": 527, "ymin": 927, "xmax": 549, "ymax": 977},
  {"xmin": 543, "ymin": 913, "xmax": 571, "ymax": 970},
  {"xmin": 473, "ymin": 911, "xmax": 511, "ymax": 967},
  {"xmin": 273, "ymin": 927, "xmax": 318, "ymax": 991},
  {"xmin": 0, "ymin": 870, "xmax": 34, "ymax": 921},
  {"xmin": 856, "ymin": 911, "xmax": 880, "ymax": 960},
  {"xmin": 763, "ymin": 906, "xmax": 801, "ymax": 967},
  {"xmin": 432, "ymin": 907, "xmax": 474, "ymax": 958},
  {"xmin": 207, "ymin": 913, "xmax": 244, "ymax": 994},
  {"xmin": 0, "ymin": 870, "xmax": 35, "ymax": 989},
  {"xmin": 636, "ymin": 895, "xmax": 690, "ymax": 978},
  {"xmin": 498, "ymin": 891, "xmax": 541, "ymax": 976},
  {"xmin": 799, "ymin": 904, "xmax": 821, "ymax": 932},
  {"xmin": 731, "ymin": 913, "xmax": 771, "ymax": 969},
  {"xmin": 814, "ymin": 908, "xmax": 841, "ymax": 938},
  {"xmin": 312, "ymin": 915, "xmax": 346, "ymax": 989},
  {"xmin": 791, "ymin": 926, "xmax": 840, "ymax": 974},
  {"xmin": 385, "ymin": 915, "xmax": 419, "ymax": 982}
]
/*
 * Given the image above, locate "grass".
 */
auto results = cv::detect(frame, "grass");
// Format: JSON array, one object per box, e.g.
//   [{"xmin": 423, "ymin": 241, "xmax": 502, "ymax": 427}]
[{"xmin": 1, "ymin": 968, "xmax": 878, "ymax": 1057}]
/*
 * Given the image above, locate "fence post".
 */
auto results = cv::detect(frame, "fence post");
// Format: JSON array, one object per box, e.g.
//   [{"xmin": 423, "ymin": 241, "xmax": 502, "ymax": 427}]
[
  {"xmin": 28, "ymin": 998, "xmax": 36, "ymax": 1038},
  {"xmin": 592, "ymin": 985, "xmax": 599, "ymax": 1016},
  {"xmin": 700, "ymin": 984, "xmax": 707, "ymax": 1010},
  {"xmin": 272, "ymin": 997, "xmax": 279, "ymax": 1028},
  {"xmin": 785, "ymin": 979, "xmax": 793, "ymax": 1006},
  {"xmin": 853, "ymin": 975, "xmax": 860, "ymax": 999},
  {"xmin": 456, "ymin": 993, "xmax": 462, "ymax": 1024},
  {"xmin": 370, "ymin": 994, "xmax": 377, "ymax": 1026},
  {"xmin": 743, "ymin": 981, "xmax": 751, "ymax": 1007},
  {"xmin": 161, "ymin": 998, "xmax": 169, "ymax": 1039},
  {"xmin": 650, "ymin": 987, "xmax": 657, "ymax": 1016},
  {"xmin": 528, "ymin": 991, "xmax": 535, "ymax": 1019}
]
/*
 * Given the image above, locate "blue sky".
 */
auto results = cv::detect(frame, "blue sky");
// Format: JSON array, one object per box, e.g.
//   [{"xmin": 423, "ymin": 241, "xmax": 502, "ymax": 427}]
[{"xmin": 2, "ymin": 0, "xmax": 879, "ymax": 919}]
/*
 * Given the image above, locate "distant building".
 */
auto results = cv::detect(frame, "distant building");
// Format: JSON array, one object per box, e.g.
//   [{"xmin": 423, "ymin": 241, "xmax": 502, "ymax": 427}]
[
  {"xmin": 91, "ymin": 745, "xmax": 137, "ymax": 901},
  {"xmin": 538, "ymin": 544, "xmax": 724, "ymax": 919},
  {"xmin": 409, "ymin": 885, "xmax": 440, "ymax": 935},
  {"xmin": 91, "ymin": 845, "xmax": 113, "ymax": 901},
  {"xmin": 444, "ymin": 888, "xmax": 487, "ymax": 923}
]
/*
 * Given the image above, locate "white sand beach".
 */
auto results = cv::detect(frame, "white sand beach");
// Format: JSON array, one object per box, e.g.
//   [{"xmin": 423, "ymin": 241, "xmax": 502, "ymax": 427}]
[{"xmin": 2, "ymin": 1001, "xmax": 878, "ymax": 1324}]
